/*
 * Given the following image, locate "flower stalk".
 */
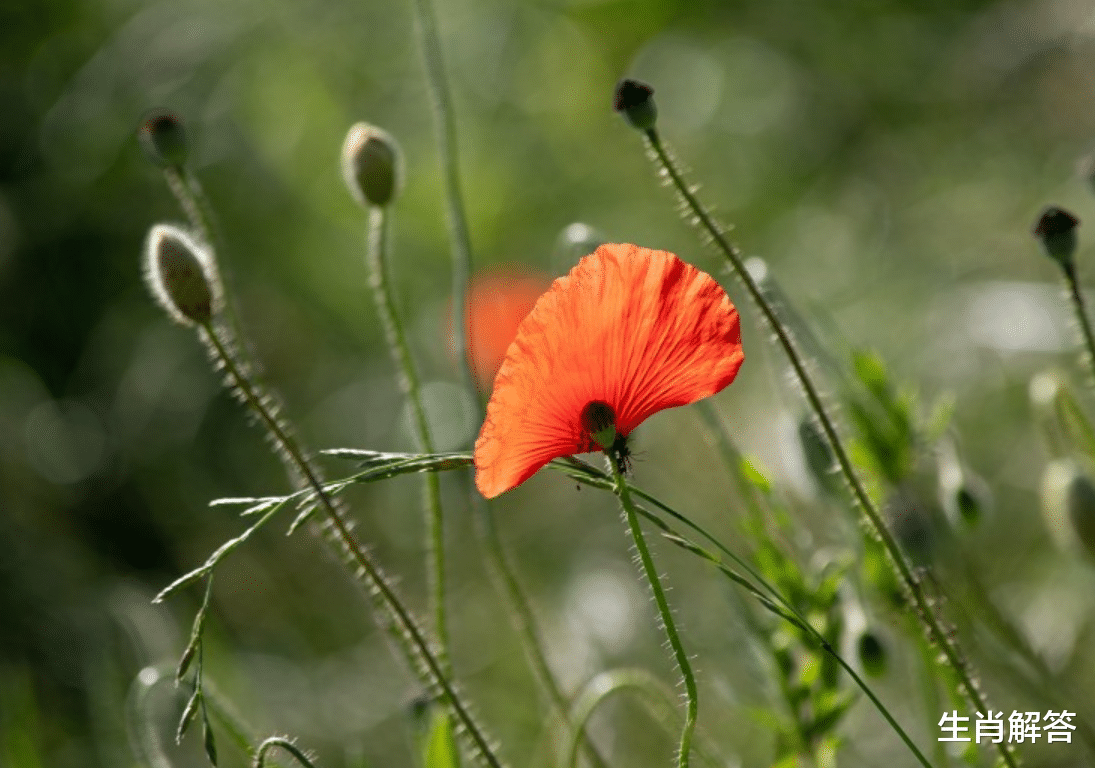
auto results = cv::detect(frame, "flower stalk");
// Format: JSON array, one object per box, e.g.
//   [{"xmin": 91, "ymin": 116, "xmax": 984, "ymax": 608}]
[
  {"xmin": 199, "ymin": 322, "xmax": 505, "ymax": 768},
  {"xmin": 365, "ymin": 202, "xmax": 450, "ymax": 671},
  {"xmin": 607, "ymin": 448, "xmax": 697, "ymax": 768},
  {"xmin": 636, "ymin": 121, "xmax": 1018, "ymax": 768},
  {"xmin": 407, "ymin": 4, "xmax": 610, "ymax": 765}
]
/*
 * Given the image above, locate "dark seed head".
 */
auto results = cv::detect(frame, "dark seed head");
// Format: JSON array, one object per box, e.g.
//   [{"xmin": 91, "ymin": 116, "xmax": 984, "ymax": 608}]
[
  {"xmin": 1033, "ymin": 206, "xmax": 1080, "ymax": 267},
  {"xmin": 138, "ymin": 109, "xmax": 189, "ymax": 169},
  {"xmin": 613, "ymin": 79, "xmax": 657, "ymax": 131}
]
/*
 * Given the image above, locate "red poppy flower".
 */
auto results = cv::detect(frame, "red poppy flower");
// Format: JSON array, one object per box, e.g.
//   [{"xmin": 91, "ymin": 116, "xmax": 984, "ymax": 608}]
[
  {"xmin": 474, "ymin": 243, "xmax": 744, "ymax": 498},
  {"xmin": 463, "ymin": 267, "xmax": 550, "ymax": 391}
]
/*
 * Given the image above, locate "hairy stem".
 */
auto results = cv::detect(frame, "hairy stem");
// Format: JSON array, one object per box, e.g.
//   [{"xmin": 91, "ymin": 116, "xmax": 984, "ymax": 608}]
[
  {"xmin": 608, "ymin": 451, "xmax": 697, "ymax": 768},
  {"xmin": 408, "ymin": 1, "xmax": 607, "ymax": 764},
  {"xmin": 199, "ymin": 324, "xmax": 504, "ymax": 768},
  {"xmin": 366, "ymin": 205, "xmax": 449, "ymax": 671},
  {"xmin": 1063, "ymin": 262, "xmax": 1095, "ymax": 387},
  {"xmin": 642, "ymin": 127, "xmax": 1017, "ymax": 768}
]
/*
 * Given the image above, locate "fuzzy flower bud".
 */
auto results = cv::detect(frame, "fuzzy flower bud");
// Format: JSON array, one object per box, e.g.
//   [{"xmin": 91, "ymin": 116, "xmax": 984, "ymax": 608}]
[
  {"xmin": 1041, "ymin": 459, "xmax": 1095, "ymax": 560},
  {"xmin": 138, "ymin": 109, "xmax": 189, "ymax": 169},
  {"xmin": 143, "ymin": 224, "xmax": 222, "ymax": 326},
  {"xmin": 1032, "ymin": 206, "xmax": 1080, "ymax": 268},
  {"xmin": 341, "ymin": 122, "xmax": 402, "ymax": 208},
  {"xmin": 613, "ymin": 79, "xmax": 657, "ymax": 131}
]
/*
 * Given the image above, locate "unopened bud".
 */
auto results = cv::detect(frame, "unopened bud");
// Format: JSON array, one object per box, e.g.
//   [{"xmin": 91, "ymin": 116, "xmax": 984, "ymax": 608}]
[
  {"xmin": 144, "ymin": 224, "xmax": 222, "ymax": 326},
  {"xmin": 341, "ymin": 122, "xmax": 401, "ymax": 208},
  {"xmin": 138, "ymin": 109, "xmax": 189, "ymax": 169},
  {"xmin": 613, "ymin": 79, "xmax": 657, "ymax": 131},
  {"xmin": 1041, "ymin": 459, "xmax": 1095, "ymax": 560},
  {"xmin": 857, "ymin": 631, "xmax": 887, "ymax": 678},
  {"xmin": 1032, "ymin": 206, "xmax": 1080, "ymax": 268}
]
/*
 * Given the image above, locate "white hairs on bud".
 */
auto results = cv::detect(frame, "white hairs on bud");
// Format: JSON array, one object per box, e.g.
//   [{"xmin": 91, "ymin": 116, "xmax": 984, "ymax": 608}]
[{"xmin": 143, "ymin": 224, "xmax": 223, "ymax": 326}]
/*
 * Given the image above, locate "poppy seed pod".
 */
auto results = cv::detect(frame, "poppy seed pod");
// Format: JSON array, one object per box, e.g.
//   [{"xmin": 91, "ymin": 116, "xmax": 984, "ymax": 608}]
[
  {"xmin": 1032, "ymin": 206, "xmax": 1080, "ymax": 268},
  {"xmin": 1041, "ymin": 459, "xmax": 1095, "ymax": 560},
  {"xmin": 138, "ymin": 109, "xmax": 189, "ymax": 169},
  {"xmin": 144, "ymin": 224, "xmax": 222, "ymax": 326},
  {"xmin": 613, "ymin": 79, "xmax": 657, "ymax": 131},
  {"xmin": 341, "ymin": 122, "xmax": 402, "ymax": 208}
]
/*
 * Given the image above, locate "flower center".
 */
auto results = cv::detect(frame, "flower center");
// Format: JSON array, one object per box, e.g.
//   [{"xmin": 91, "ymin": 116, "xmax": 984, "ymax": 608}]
[{"xmin": 580, "ymin": 400, "xmax": 617, "ymax": 450}]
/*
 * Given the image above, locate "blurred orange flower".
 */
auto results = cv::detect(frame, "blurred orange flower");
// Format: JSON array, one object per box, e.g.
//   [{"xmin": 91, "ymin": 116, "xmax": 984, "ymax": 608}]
[
  {"xmin": 463, "ymin": 267, "xmax": 549, "ymax": 391},
  {"xmin": 474, "ymin": 243, "xmax": 744, "ymax": 498}
]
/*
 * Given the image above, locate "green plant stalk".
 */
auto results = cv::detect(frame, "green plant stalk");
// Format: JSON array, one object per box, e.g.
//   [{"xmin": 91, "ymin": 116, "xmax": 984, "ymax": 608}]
[
  {"xmin": 367, "ymin": 206, "xmax": 449, "ymax": 671},
  {"xmin": 199, "ymin": 324, "xmax": 505, "ymax": 768},
  {"xmin": 319, "ymin": 452, "xmax": 933, "ymax": 768},
  {"xmin": 565, "ymin": 668, "xmax": 723, "ymax": 768},
  {"xmin": 608, "ymin": 451, "xmax": 697, "ymax": 768},
  {"xmin": 641, "ymin": 127, "xmax": 1018, "ymax": 768},
  {"xmin": 1062, "ymin": 261, "xmax": 1095, "ymax": 386},
  {"xmin": 407, "ymin": 1, "xmax": 608, "ymax": 764},
  {"xmin": 253, "ymin": 737, "xmax": 319, "ymax": 768},
  {"xmin": 410, "ymin": 0, "xmax": 476, "ymax": 404}
]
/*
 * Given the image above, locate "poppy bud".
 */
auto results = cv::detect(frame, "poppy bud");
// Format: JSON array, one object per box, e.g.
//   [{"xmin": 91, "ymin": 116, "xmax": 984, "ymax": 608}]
[
  {"xmin": 138, "ymin": 109, "xmax": 189, "ymax": 169},
  {"xmin": 1032, "ymin": 206, "xmax": 1080, "ymax": 268},
  {"xmin": 613, "ymin": 79, "xmax": 657, "ymax": 131},
  {"xmin": 857, "ymin": 631, "xmax": 887, "ymax": 678},
  {"xmin": 1041, "ymin": 459, "xmax": 1095, "ymax": 560},
  {"xmin": 581, "ymin": 400, "xmax": 617, "ymax": 451},
  {"xmin": 341, "ymin": 122, "xmax": 402, "ymax": 208},
  {"xmin": 144, "ymin": 224, "xmax": 222, "ymax": 327}
]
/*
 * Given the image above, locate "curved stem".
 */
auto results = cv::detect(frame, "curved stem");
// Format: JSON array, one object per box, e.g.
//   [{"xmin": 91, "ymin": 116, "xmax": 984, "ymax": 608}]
[
  {"xmin": 1063, "ymin": 262, "xmax": 1095, "ymax": 387},
  {"xmin": 253, "ymin": 736, "xmax": 320, "ymax": 768},
  {"xmin": 608, "ymin": 451, "xmax": 697, "ymax": 768},
  {"xmin": 199, "ymin": 325, "xmax": 505, "ymax": 768},
  {"xmin": 641, "ymin": 127, "xmax": 1017, "ymax": 768},
  {"xmin": 367, "ymin": 206, "xmax": 449, "ymax": 671}
]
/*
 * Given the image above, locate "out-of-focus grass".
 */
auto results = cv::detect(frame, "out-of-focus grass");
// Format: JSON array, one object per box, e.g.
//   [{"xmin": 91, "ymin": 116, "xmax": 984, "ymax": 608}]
[{"xmin": 5, "ymin": 0, "xmax": 1095, "ymax": 766}]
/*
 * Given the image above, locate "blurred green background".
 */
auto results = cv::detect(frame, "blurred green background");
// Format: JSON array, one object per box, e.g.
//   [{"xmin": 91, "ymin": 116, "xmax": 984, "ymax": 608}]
[{"xmin": 5, "ymin": 0, "xmax": 1095, "ymax": 766}]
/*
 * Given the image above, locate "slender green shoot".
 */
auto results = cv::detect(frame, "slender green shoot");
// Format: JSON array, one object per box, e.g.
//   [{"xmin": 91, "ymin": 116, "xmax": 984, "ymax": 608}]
[
  {"xmin": 253, "ymin": 737, "xmax": 320, "ymax": 768},
  {"xmin": 565, "ymin": 668, "xmax": 724, "ymax": 768},
  {"xmin": 366, "ymin": 205, "xmax": 449, "ymax": 670},
  {"xmin": 607, "ymin": 450, "xmax": 697, "ymax": 768},
  {"xmin": 1062, "ymin": 260, "xmax": 1095, "ymax": 387}
]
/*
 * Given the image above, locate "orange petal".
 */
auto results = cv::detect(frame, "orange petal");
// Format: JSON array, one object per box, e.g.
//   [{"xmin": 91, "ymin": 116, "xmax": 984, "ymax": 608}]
[{"xmin": 474, "ymin": 244, "xmax": 743, "ymax": 498}]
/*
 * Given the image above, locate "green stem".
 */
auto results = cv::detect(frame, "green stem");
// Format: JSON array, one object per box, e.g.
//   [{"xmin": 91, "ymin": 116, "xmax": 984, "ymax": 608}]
[
  {"xmin": 641, "ymin": 127, "xmax": 1017, "ymax": 768},
  {"xmin": 410, "ymin": 0, "xmax": 476, "ymax": 404},
  {"xmin": 366, "ymin": 206, "xmax": 449, "ymax": 672},
  {"xmin": 608, "ymin": 452, "xmax": 697, "ymax": 768},
  {"xmin": 199, "ymin": 325, "xmax": 505, "ymax": 768},
  {"xmin": 407, "ymin": 2, "xmax": 608, "ymax": 764},
  {"xmin": 253, "ymin": 736, "xmax": 320, "ymax": 768},
  {"xmin": 1063, "ymin": 262, "xmax": 1095, "ymax": 386}
]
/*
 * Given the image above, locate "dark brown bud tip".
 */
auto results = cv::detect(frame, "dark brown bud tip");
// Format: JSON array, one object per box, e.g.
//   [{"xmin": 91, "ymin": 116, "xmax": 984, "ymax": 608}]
[
  {"xmin": 138, "ymin": 109, "xmax": 189, "ymax": 169},
  {"xmin": 1033, "ymin": 205, "xmax": 1080, "ymax": 267},
  {"xmin": 613, "ymin": 79, "xmax": 657, "ymax": 131}
]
